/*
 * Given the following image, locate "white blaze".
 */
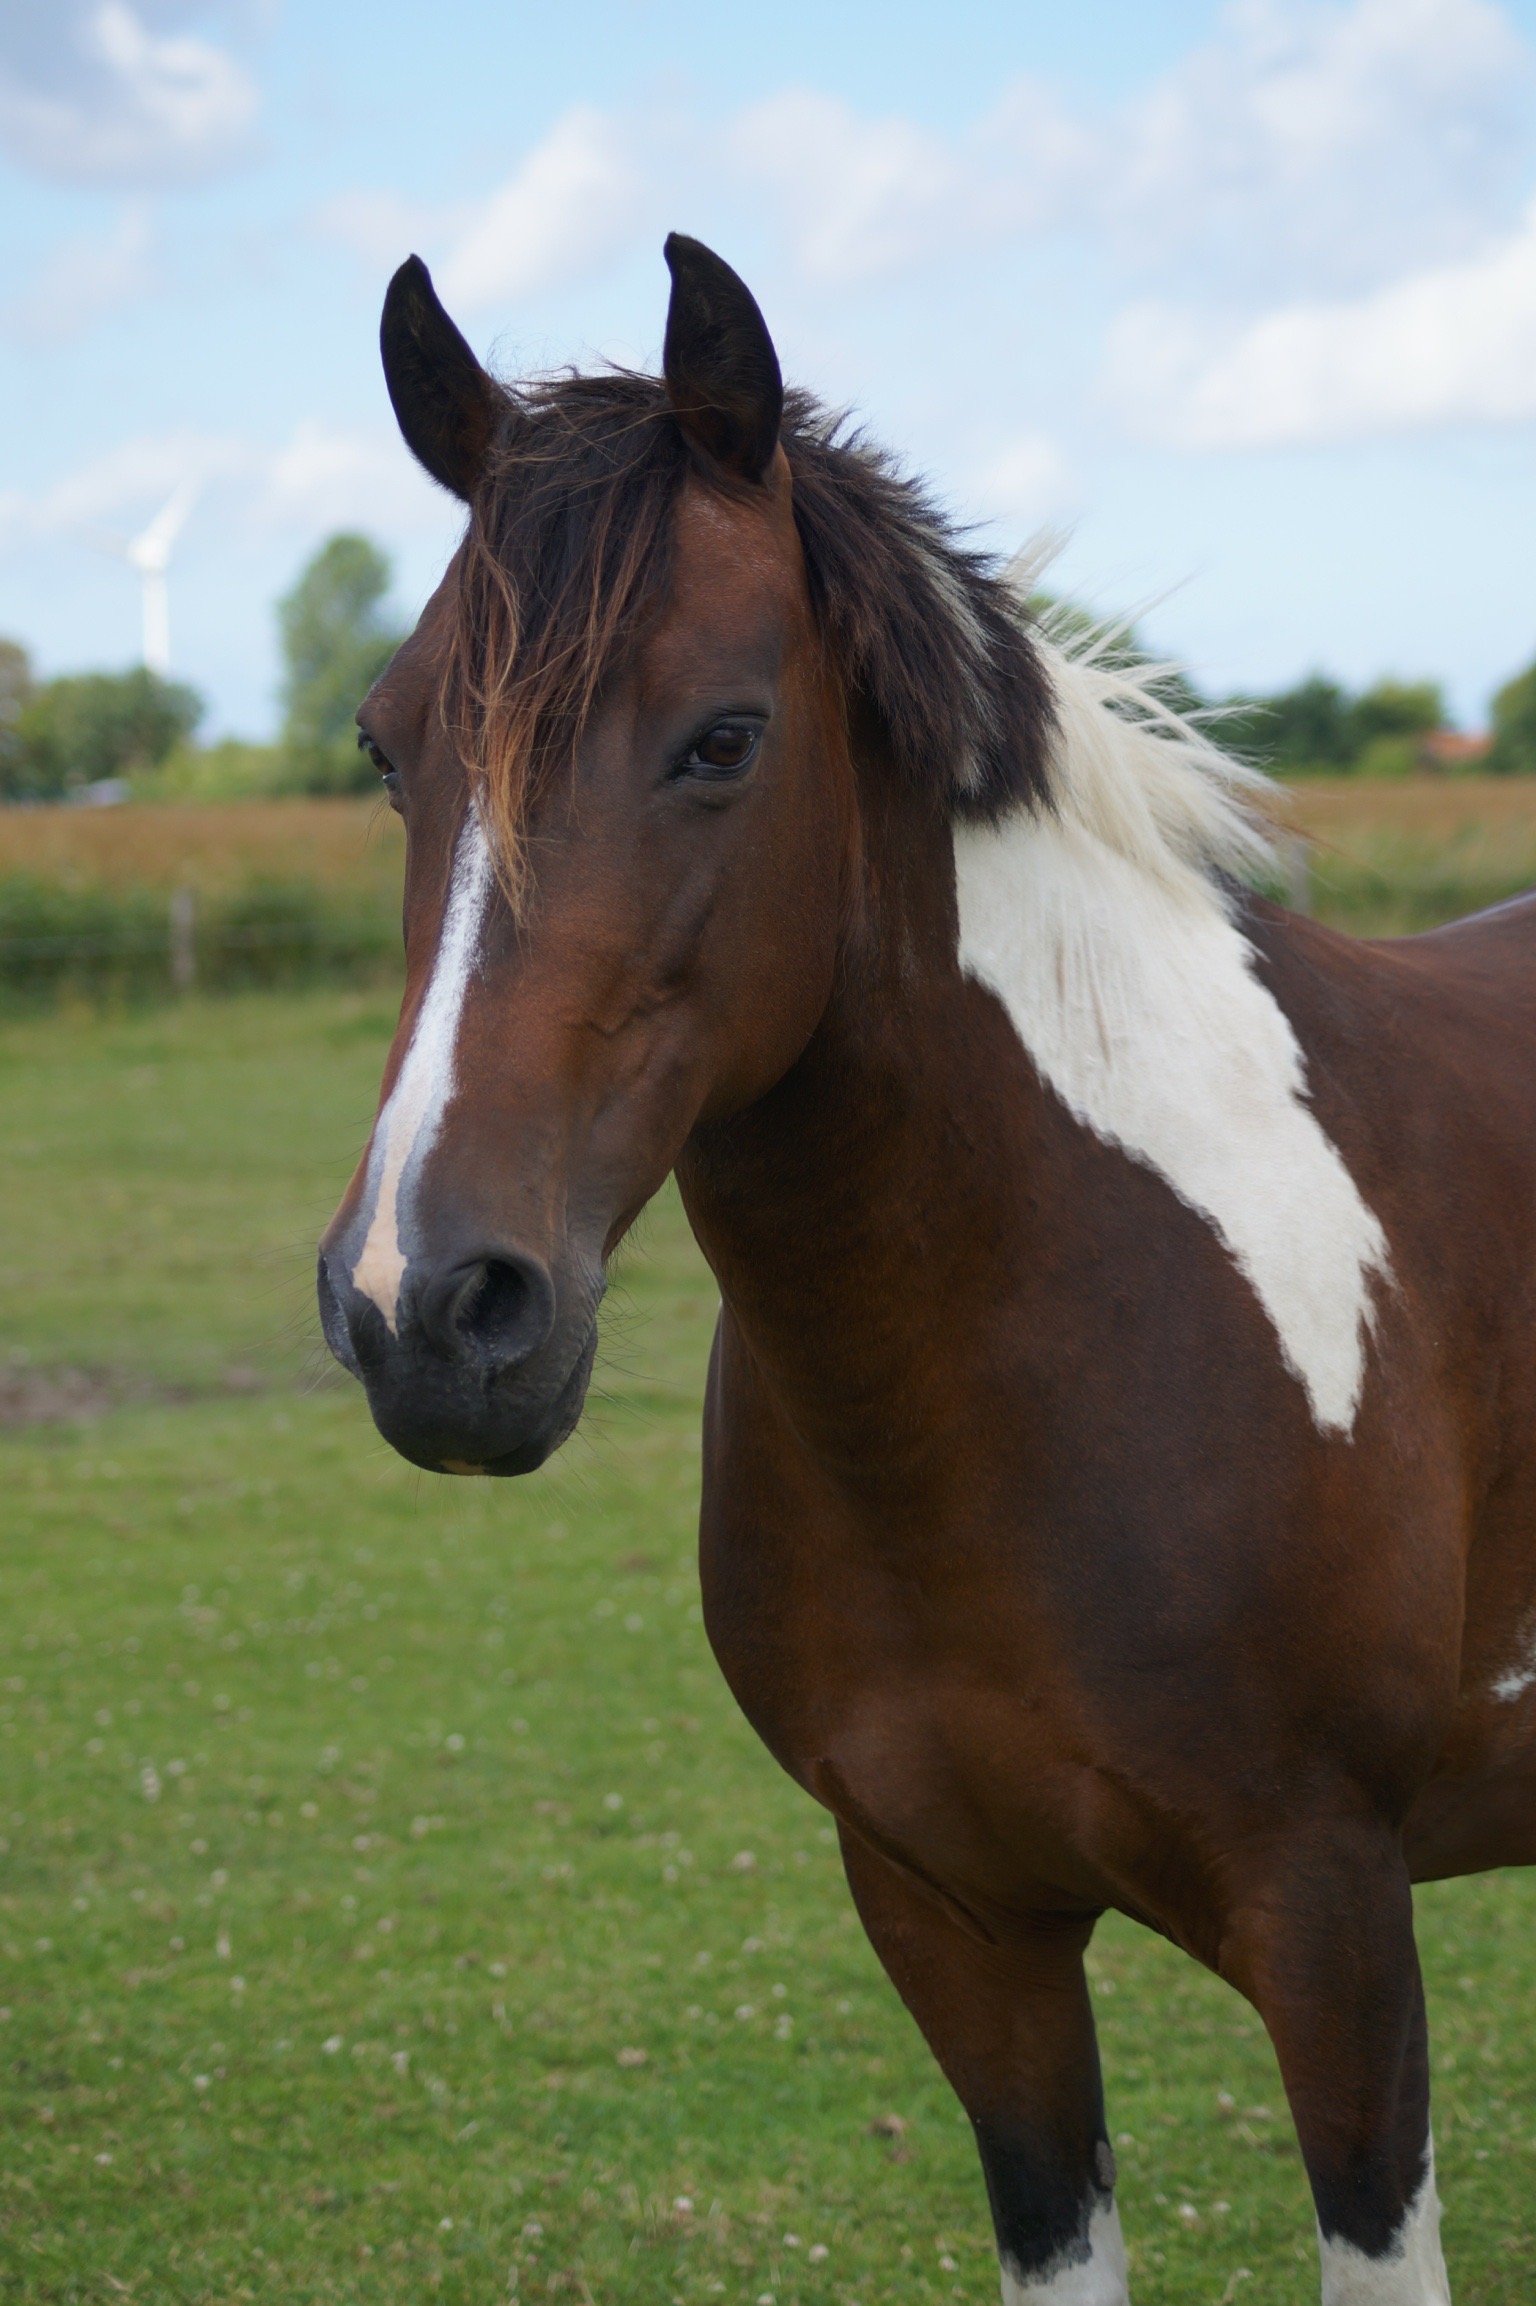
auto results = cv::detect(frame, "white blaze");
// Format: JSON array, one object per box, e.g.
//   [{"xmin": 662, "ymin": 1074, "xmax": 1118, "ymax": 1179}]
[
  {"xmin": 954, "ymin": 809, "xmax": 1389, "ymax": 1437},
  {"xmin": 351, "ymin": 814, "xmax": 494, "ymax": 1331},
  {"xmin": 1000, "ymin": 2198, "xmax": 1130, "ymax": 2306}
]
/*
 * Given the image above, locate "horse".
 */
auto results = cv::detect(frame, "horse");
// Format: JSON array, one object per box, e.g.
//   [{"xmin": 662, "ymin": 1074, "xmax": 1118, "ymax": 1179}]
[{"xmin": 318, "ymin": 234, "xmax": 1536, "ymax": 2306}]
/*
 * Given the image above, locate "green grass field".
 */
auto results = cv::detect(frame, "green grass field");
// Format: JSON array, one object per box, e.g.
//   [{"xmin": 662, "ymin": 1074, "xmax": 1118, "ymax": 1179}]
[{"xmin": 2, "ymin": 992, "xmax": 1534, "ymax": 2304}]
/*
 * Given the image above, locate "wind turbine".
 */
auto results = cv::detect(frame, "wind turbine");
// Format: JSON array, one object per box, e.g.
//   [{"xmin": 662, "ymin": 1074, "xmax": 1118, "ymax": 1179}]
[{"xmin": 123, "ymin": 482, "xmax": 199, "ymax": 676}]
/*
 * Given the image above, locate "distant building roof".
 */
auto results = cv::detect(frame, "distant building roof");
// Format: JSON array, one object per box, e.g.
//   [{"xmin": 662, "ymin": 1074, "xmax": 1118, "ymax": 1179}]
[{"xmin": 1418, "ymin": 728, "xmax": 1491, "ymax": 767}]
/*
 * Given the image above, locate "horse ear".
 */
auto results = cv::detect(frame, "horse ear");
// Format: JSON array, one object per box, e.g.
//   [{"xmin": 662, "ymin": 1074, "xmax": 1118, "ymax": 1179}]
[
  {"xmin": 662, "ymin": 233, "xmax": 783, "ymax": 484},
  {"xmin": 380, "ymin": 255, "xmax": 499, "ymax": 501}
]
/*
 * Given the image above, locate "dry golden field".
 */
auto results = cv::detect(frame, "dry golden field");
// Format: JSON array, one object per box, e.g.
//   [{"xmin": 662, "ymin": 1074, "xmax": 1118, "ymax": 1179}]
[
  {"xmin": 1279, "ymin": 777, "xmax": 1536, "ymax": 932},
  {"xmin": 3, "ymin": 779, "xmax": 1536, "ymax": 944},
  {"xmin": 0, "ymin": 796, "xmax": 402, "ymax": 897},
  {"xmin": 6, "ymin": 780, "xmax": 1536, "ymax": 869},
  {"xmin": 1287, "ymin": 774, "xmax": 1536, "ymax": 854}
]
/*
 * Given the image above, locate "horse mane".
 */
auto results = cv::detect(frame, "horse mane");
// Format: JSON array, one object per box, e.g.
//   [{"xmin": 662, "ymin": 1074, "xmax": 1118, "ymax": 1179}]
[
  {"xmin": 444, "ymin": 373, "xmax": 1055, "ymax": 899},
  {"xmin": 1017, "ymin": 557, "xmax": 1279, "ymax": 909},
  {"xmin": 444, "ymin": 366, "xmax": 1275, "ymax": 911}
]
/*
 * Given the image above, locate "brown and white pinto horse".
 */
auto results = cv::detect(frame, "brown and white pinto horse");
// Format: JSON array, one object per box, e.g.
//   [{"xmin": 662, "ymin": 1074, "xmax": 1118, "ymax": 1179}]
[{"xmin": 319, "ymin": 236, "xmax": 1536, "ymax": 2305}]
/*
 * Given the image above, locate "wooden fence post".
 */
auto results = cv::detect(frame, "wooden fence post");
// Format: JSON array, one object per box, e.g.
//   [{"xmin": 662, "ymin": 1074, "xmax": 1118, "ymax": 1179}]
[{"xmin": 170, "ymin": 886, "xmax": 196, "ymax": 992}]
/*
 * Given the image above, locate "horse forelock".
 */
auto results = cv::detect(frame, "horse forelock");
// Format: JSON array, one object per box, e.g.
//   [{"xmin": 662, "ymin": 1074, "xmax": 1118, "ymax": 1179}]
[
  {"xmin": 439, "ymin": 369, "xmax": 1059, "ymax": 903},
  {"xmin": 443, "ymin": 373, "xmax": 689, "ymax": 908}
]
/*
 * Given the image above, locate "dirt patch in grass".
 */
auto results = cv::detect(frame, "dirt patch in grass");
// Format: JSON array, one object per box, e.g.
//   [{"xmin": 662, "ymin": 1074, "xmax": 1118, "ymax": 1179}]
[{"xmin": 0, "ymin": 1359, "xmax": 272, "ymax": 1426}]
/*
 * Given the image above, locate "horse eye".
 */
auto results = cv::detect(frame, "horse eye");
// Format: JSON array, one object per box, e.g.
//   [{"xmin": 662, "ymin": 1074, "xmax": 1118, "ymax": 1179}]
[
  {"xmin": 358, "ymin": 732, "xmax": 398, "ymax": 790},
  {"xmin": 683, "ymin": 722, "xmax": 761, "ymax": 778}
]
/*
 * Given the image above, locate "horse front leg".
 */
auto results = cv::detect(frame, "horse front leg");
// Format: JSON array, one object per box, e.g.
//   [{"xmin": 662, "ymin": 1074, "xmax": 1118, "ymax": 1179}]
[
  {"xmin": 1221, "ymin": 1823, "xmax": 1450, "ymax": 2305},
  {"xmin": 838, "ymin": 1827, "xmax": 1129, "ymax": 2306}
]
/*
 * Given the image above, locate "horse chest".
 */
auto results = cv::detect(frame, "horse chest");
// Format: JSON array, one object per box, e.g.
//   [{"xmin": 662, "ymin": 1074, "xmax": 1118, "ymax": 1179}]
[{"xmin": 698, "ymin": 1505, "xmax": 1163, "ymax": 1915}]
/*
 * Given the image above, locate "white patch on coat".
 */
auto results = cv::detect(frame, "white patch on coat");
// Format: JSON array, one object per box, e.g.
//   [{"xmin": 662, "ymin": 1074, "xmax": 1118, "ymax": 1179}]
[
  {"xmin": 351, "ymin": 814, "xmax": 493, "ymax": 1331},
  {"xmin": 1317, "ymin": 2150, "xmax": 1449, "ymax": 2305},
  {"xmin": 954, "ymin": 610, "xmax": 1389, "ymax": 1438},
  {"xmin": 1492, "ymin": 1619, "xmax": 1536, "ymax": 1701},
  {"xmin": 999, "ymin": 2197, "xmax": 1129, "ymax": 2306}
]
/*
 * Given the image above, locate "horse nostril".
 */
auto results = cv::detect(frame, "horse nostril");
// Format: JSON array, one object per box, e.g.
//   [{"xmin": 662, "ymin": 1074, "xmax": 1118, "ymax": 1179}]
[
  {"xmin": 421, "ymin": 1251, "xmax": 555, "ymax": 1372},
  {"xmin": 469, "ymin": 1259, "xmax": 536, "ymax": 1348},
  {"xmin": 317, "ymin": 1250, "xmax": 362, "ymax": 1376}
]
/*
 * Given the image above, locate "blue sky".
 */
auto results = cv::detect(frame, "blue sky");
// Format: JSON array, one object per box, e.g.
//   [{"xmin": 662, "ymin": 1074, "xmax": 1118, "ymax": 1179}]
[{"xmin": 5, "ymin": 0, "xmax": 1536, "ymax": 734}]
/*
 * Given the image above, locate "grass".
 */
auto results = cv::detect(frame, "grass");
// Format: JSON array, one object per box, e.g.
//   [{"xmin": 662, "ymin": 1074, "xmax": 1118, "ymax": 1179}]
[
  {"xmin": 1284, "ymin": 776, "xmax": 1536, "ymax": 935},
  {"xmin": 1, "ymin": 999, "xmax": 1534, "ymax": 2304}
]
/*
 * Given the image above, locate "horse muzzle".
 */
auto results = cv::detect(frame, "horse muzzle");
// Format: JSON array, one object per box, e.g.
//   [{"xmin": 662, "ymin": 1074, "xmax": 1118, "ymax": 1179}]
[{"xmin": 316, "ymin": 1241, "xmax": 601, "ymax": 1476}]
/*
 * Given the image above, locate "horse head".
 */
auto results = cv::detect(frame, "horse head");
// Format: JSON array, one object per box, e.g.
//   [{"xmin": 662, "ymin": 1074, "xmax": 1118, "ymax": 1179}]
[{"xmin": 318, "ymin": 238, "xmax": 863, "ymax": 1473}]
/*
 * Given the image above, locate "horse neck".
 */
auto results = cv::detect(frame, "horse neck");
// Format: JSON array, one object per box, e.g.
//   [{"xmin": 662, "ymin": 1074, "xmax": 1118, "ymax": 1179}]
[{"xmin": 676, "ymin": 757, "xmax": 1038, "ymax": 1482}]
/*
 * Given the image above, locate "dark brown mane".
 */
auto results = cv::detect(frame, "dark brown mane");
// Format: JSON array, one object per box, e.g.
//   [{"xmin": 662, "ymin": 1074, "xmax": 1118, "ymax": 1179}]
[{"xmin": 443, "ymin": 371, "xmax": 1055, "ymax": 893}]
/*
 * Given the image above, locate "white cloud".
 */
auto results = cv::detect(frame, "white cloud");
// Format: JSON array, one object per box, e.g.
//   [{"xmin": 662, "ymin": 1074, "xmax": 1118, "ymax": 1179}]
[
  {"xmin": 317, "ymin": 106, "xmax": 647, "ymax": 316},
  {"xmin": 969, "ymin": 434, "xmax": 1078, "ymax": 528},
  {"xmin": 0, "ymin": 1, "xmax": 259, "ymax": 187},
  {"xmin": 250, "ymin": 420, "xmax": 450, "ymax": 534},
  {"xmin": 731, "ymin": 0, "xmax": 1534, "ymax": 295},
  {"xmin": 1098, "ymin": 0, "xmax": 1534, "ymax": 295},
  {"xmin": 1108, "ymin": 198, "xmax": 1536, "ymax": 447},
  {"xmin": 0, "ymin": 420, "xmax": 450, "ymax": 555},
  {"xmin": 313, "ymin": 188, "xmax": 454, "ymax": 277},
  {"xmin": 732, "ymin": 91, "xmax": 969, "ymax": 283},
  {"xmin": 3, "ymin": 201, "xmax": 156, "ymax": 342},
  {"xmin": 725, "ymin": 80, "xmax": 1101, "ymax": 285},
  {"xmin": 313, "ymin": 1, "xmax": 1536, "ymax": 331},
  {"xmin": 301, "ymin": 0, "xmax": 1536, "ymax": 465},
  {"xmin": 1090, "ymin": 0, "xmax": 1536, "ymax": 450},
  {"xmin": 316, "ymin": 85, "xmax": 1069, "ymax": 313},
  {"xmin": 435, "ymin": 106, "xmax": 643, "ymax": 312},
  {"xmin": 20, "ymin": 430, "xmax": 245, "ymax": 539}
]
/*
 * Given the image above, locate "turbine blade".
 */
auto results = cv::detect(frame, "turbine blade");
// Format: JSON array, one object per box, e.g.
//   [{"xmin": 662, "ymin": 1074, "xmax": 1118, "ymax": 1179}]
[{"xmin": 128, "ymin": 479, "xmax": 200, "ymax": 570}]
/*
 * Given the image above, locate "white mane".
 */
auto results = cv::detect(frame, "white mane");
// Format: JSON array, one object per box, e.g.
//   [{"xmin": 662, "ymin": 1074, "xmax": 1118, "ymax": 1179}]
[
  {"xmin": 1015, "ymin": 558, "xmax": 1279, "ymax": 904},
  {"xmin": 953, "ymin": 566, "xmax": 1389, "ymax": 1440}
]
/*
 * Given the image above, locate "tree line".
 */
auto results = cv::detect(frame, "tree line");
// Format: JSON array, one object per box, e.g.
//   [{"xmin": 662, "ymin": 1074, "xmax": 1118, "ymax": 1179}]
[
  {"xmin": 0, "ymin": 534, "xmax": 401, "ymax": 804},
  {"xmin": 1221, "ymin": 676, "xmax": 1452, "ymax": 777},
  {"xmin": 5, "ymin": 535, "xmax": 1536, "ymax": 801}
]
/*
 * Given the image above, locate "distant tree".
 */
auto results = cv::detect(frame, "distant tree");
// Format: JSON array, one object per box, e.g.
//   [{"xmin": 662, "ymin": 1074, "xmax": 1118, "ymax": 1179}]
[
  {"xmin": 1488, "ymin": 657, "xmax": 1536, "ymax": 776},
  {"xmin": 0, "ymin": 638, "xmax": 34, "ymax": 795},
  {"xmin": 6, "ymin": 665, "xmax": 202, "ymax": 801},
  {"xmin": 278, "ymin": 534, "xmax": 403, "ymax": 792},
  {"xmin": 1228, "ymin": 674, "xmax": 1354, "ymax": 773},
  {"xmin": 1345, "ymin": 679, "xmax": 1443, "ymax": 756}
]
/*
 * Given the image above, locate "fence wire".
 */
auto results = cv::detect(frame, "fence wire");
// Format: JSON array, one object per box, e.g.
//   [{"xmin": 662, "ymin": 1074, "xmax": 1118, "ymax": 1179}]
[{"xmin": 0, "ymin": 881, "xmax": 403, "ymax": 1003}]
